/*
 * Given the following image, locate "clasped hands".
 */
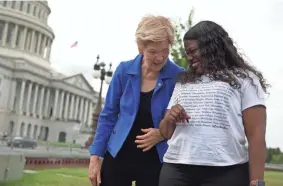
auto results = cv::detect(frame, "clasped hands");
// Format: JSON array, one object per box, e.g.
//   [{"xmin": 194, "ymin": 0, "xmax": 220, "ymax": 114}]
[
  {"xmin": 135, "ymin": 104, "xmax": 190, "ymax": 152},
  {"xmin": 135, "ymin": 128, "xmax": 164, "ymax": 152}
]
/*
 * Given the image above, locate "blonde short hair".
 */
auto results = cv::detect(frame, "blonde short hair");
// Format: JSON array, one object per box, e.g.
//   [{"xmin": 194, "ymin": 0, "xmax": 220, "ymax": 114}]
[{"xmin": 135, "ymin": 15, "xmax": 174, "ymax": 47}]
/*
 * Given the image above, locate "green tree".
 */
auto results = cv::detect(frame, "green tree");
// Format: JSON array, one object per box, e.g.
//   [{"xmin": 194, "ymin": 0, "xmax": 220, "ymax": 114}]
[
  {"xmin": 266, "ymin": 147, "xmax": 283, "ymax": 163},
  {"xmin": 266, "ymin": 149, "xmax": 273, "ymax": 163},
  {"xmin": 273, "ymin": 154, "xmax": 283, "ymax": 164},
  {"xmin": 268, "ymin": 147, "xmax": 282, "ymax": 155},
  {"xmin": 171, "ymin": 8, "xmax": 195, "ymax": 69},
  {"xmin": 275, "ymin": 147, "xmax": 281, "ymax": 154}
]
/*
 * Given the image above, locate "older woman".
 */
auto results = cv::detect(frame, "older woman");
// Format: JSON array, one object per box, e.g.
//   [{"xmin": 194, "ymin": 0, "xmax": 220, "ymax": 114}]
[
  {"xmin": 88, "ymin": 15, "xmax": 184, "ymax": 186},
  {"xmin": 159, "ymin": 20, "xmax": 269, "ymax": 186}
]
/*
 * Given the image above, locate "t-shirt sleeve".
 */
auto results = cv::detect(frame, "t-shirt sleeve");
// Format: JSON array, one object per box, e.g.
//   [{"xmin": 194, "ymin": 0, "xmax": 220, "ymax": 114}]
[
  {"xmin": 241, "ymin": 76, "xmax": 266, "ymax": 111},
  {"xmin": 167, "ymin": 83, "xmax": 180, "ymax": 109}
]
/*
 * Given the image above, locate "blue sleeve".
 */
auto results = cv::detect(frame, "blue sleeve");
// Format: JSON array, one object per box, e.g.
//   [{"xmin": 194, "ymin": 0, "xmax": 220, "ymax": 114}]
[
  {"xmin": 180, "ymin": 67, "xmax": 186, "ymax": 72},
  {"xmin": 88, "ymin": 62, "xmax": 124, "ymax": 157}
]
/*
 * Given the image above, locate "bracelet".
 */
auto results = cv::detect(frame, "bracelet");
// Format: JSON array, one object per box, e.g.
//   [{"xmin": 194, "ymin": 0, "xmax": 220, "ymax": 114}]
[{"xmin": 250, "ymin": 180, "xmax": 265, "ymax": 186}]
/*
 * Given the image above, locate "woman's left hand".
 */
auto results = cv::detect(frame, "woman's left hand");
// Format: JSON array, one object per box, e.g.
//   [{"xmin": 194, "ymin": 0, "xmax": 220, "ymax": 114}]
[{"xmin": 135, "ymin": 128, "xmax": 164, "ymax": 152}]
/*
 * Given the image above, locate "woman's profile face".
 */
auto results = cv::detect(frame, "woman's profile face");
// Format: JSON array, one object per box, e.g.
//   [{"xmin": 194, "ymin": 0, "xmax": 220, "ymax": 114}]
[
  {"xmin": 184, "ymin": 40, "xmax": 203, "ymax": 74},
  {"xmin": 140, "ymin": 40, "xmax": 170, "ymax": 72}
]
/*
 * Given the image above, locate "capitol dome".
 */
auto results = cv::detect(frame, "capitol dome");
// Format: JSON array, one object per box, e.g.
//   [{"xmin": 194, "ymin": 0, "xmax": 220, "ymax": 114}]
[{"xmin": 0, "ymin": 0, "xmax": 54, "ymax": 69}]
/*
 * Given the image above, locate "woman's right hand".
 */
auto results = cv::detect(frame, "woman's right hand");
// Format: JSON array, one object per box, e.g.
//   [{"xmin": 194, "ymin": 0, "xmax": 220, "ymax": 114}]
[
  {"xmin": 165, "ymin": 104, "xmax": 190, "ymax": 124},
  {"xmin": 88, "ymin": 155, "xmax": 103, "ymax": 186}
]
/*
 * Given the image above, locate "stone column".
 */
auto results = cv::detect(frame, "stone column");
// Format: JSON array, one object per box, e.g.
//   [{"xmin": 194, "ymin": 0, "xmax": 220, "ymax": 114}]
[
  {"xmin": 6, "ymin": 1, "xmax": 12, "ymax": 7},
  {"xmin": 38, "ymin": 86, "xmax": 45, "ymax": 118},
  {"xmin": 23, "ymin": 1, "xmax": 27, "ymax": 12},
  {"xmin": 35, "ymin": 5, "xmax": 39, "ymax": 16},
  {"xmin": 39, "ymin": 126, "xmax": 43, "ymax": 140},
  {"xmin": 15, "ymin": 1, "xmax": 20, "ymax": 9},
  {"xmin": 1, "ymin": 22, "xmax": 8, "ymax": 46},
  {"xmin": 11, "ymin": 24, "xmax": 18, "ymax": 48},
  {"xmin": 87, "ymin": 102, "xmax": 93, "ymax": 127},
  {"xmin": 69, "ymin": 94, "xmax": 75, "ymax": 119},
  {"xmin": 74, "ymin": 96, "xmax": 79, "ymax": 120},
  {"xmin": 46, "ymin": 39, "xmax": 52, "ymax": 59},
  {"xmin": 25, "ymin": 81, "xmax": 33, "ymax": 116},
  {"xmin": 16, "ymin": 122, "xmax": 24, "ymax": 137},
  {"xmin": 32, "ymin": 84, "xmax": 39, "ymax": 117},
  {"xmin": 34, "ymin": 126, "xmax": 39, "ymax": 139},
  {"xmin": 44, "ymin": 38, "xmax": 49, "ymax": 58},
  {"xmin": 52, "ymin": 89, "xmax": 59, "ymax": 119},
  {"xmin": 40, "ymin": 35, "xmax": 46, "ymax": 56},
  {"xmin": 59, "ymin": 91, "xmax": 65, "ymax": 119},
  {"xmin": 44, "ymin": 88, "xmax": 50, "ymax": 117},
  {"xmin": 30, "ymin": 125, "xmax": 34, "ymax": 139},
  {"xmin": 18, "ymin": 80, "xmax": 26, "ymax": 114},
  {"xmin": 64, "ymin": 92, "xmax": 70, "ymax": 120},
  {"xmin": 83, "ymin": 100, "xmax": 89, "ymax": 125},
  {"xmin": 8, "ymin": 79, "xmax": 17, "ymax": 111},
  {"xmin": 79, "ymin": 97, "xmax": 84, "ymax": 122},
  {"xmin": 44, "ymin": 38, "xmax": 49, "ymax": 59},
  {"xmin": 29, "ymin": 30, "xmax": 35, "ymax": 52},
  {"xmin": 36, "ymin": 33, "xmax": 42, "ymax": 54},
  {"xmin": 20, "ymin": 27, "xmax": 27, "ymax": 50}
]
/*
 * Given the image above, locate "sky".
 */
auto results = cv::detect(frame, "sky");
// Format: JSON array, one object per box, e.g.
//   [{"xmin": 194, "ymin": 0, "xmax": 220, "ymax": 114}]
[{"xmin": 47, "ymin": 0, "xmax": 283, "ymax": 150}]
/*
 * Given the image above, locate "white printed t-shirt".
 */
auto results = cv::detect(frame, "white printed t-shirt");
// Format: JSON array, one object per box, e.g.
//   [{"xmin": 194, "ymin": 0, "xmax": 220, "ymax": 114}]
[{"xmin": 163, "ymin": 74, "xmax": 266, "ymax": 166}]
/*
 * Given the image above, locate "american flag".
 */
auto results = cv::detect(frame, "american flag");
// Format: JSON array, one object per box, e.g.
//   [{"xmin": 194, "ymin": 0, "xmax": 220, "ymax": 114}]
[{"xmin": 70, "ymin": 41, "xmax": 78, "ymax": 48}]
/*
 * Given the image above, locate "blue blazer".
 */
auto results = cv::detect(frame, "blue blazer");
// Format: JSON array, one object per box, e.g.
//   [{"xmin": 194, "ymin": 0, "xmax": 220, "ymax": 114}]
[{"xmin": 89, "ymin": 54, "xmax": 184, "ymax": 162}]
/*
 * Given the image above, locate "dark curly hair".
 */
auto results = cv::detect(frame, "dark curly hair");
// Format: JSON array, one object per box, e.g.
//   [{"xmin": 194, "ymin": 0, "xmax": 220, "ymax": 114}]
[{"xmin": 180, "ymin": 20, "xmax": 269, "ymax": 94}]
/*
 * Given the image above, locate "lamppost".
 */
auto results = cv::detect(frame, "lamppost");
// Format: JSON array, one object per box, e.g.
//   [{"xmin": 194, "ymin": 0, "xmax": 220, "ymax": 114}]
[{"xmin": 85, "ymin": 55, "xmax": 113, "ymax": 148}]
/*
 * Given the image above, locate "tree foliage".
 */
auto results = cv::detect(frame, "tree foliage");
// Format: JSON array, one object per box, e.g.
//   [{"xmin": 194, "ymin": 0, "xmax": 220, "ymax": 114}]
[
  {"xmin": 171, "ymin": 8, "xmax": 195, "ymax": 69},
  {"xmin": 266, "ymin": 147, "xmax": 283, "ymax": 164}
]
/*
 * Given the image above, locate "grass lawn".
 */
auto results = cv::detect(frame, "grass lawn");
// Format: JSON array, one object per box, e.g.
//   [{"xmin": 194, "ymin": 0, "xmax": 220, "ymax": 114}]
[
  {"xmin": 1, "ymin": 169, "xmax": 282, "ymax": 186},
  {"xmin": 264, "ymin": 171, "xmax": 283, "ymax": 186},
  {"xmin": 0, "ymin": 168, "xmax": 90, "ymax": 186}
]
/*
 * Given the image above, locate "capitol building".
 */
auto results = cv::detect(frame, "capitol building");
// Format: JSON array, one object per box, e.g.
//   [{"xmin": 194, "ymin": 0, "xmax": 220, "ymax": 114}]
[{"xmin": 0, "ymin": 1, "xmax": 97, "ymax": 143}]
